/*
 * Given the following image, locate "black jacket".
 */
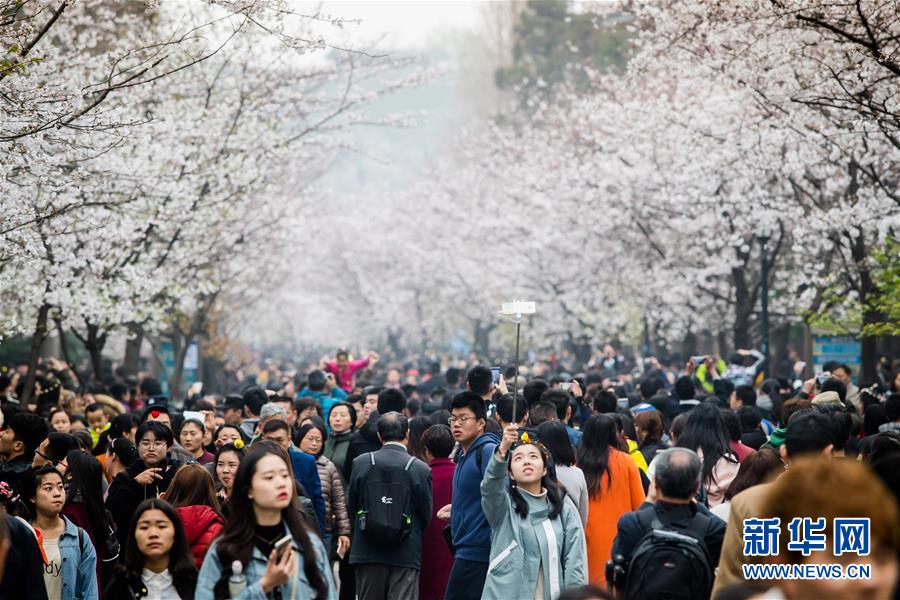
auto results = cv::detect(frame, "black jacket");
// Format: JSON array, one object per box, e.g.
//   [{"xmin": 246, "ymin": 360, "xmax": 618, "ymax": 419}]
[
  {"xmin": 612, "ymin": 501, "xmax": 726, "ymax": 568},
  {"xmin": 342, "ymin": 412, "xmax": 382, "ymax": 482},
  {"xmin": 102, "ymin": 569, "xmax": 196, "ymax": 600},
  {"xmin": 0, "ymin": 456, "xmax": 33, "ymax": 496},
  {"xmin": 105, "ymin": 458, "xmax": 184, "ymax": 547},
  {"xmin": 741, "ymin": 430, "xmax": 768, "ymax": 451},
  {"xmin": 0, "ymin": 515, "xmax": 48, "ymax": 600},
  {"xmin": 347, "ymin": 443, "xmax": 432, "ymax": 569},
  {"xmin": 638, "ymin": 440, "xmax": 666, "ymax": 465}
]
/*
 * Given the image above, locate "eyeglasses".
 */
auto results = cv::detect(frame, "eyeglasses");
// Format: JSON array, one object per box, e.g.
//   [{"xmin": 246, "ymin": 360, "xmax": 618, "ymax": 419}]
[
  {"xmin": 139, "ymin": 440, "xmax": 167, "ymax": 449},
  {"xmin": 34, "ymin": 449, "xmax": 52, "ymax": 462},
  {"xmin": 448, "ymin": 416, "xmax": 476, "ymax": 426}
]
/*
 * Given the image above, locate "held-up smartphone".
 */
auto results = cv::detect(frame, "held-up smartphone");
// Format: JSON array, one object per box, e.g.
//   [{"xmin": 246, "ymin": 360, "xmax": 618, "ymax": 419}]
[
  {"xmin": 273, "ymin": 535, "xmax": 292, "ymax": 559},
  {"xmin": 559, "ymin": 382, "xmax": 572, "ymax": 392},
  {"xmin": 691, "ymin": 356, "xmax": 707, "ymax": 364},
  {"xmin": 491, "ymin": 367, "xmax": 501, "ymax": 385}
]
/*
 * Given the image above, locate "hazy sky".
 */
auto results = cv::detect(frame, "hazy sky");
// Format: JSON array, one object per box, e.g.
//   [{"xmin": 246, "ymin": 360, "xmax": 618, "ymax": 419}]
[{"xmin": 321, "ymin": 1, "xmax": 485, "ymax": 50}]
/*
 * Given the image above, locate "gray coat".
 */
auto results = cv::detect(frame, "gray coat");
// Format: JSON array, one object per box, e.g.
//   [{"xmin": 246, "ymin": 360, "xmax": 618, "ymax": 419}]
[
  {"xmin": 347, "ymin": 442, "xmax": 432, "ymax": 569},
  {"xmin": 480, "ymin": 451, "xmax": 587, "ymax": 600}
]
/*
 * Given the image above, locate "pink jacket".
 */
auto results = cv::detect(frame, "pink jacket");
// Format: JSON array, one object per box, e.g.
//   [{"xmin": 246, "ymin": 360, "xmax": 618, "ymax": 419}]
[{"xmin": 324, "ymin": 358, "xmax": 369, "ymax": 392}]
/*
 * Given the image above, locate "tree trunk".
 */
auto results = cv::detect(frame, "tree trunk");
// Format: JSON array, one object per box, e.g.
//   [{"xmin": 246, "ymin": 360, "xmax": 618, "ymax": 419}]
[
  {"xmin": 167, "ymin": 330, "xmax": 186, "ymax": 403},
  {"xmin": 681, "ymin": 331, "xmax": 698, "ymax": 359},
  {"xmin": 123, "ymin": 324, "xmax": 144, "ymax": 376},
  {"xmin": 473, "ymin": 319, "xmax": 494, "ymax": 359},
  {"xmin": 414, "ymin": 291, "xmax": 429, "ymax": 353},
  {"xmin": 54, "ymin": 318, "xmax": 81, "ymax": 387},
  {"xmin": 851, "ymin": 233, "xmax": 879, "ymax": 383},
  {"xmin": 201, "ymin": 354, "xmax": 226, "ymax": 395},
  {"xmin": 770, "ymin": 323, "xmax": 790, "ymax": 380},
  {"xmin": 731, "ymin": 264, "xmax": 754, "ymax": 350},
  {"xmin": 84, "ymin": 323, "xmax": 107, "ymax": 382},
  {"xmin": 385, "ymin": 327, "xmax": 403, "ymax": 358},
  {"xmin": 21, "ymin": 303, "xmax": 51, "ymax": 406},
  {"xmin": 717, "ymin": 330, "xmax": 730, "ymax": 358}
]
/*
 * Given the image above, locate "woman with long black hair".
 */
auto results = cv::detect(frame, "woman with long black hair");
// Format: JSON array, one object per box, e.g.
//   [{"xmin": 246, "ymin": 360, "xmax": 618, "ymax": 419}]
[
  {"xmin": 577, "ymin": 415, "xmax": 644, "ymax": 586},
  {"xmin": 61, "ymin": 450, "xmax": 116, "ymax": 585},
  {"xmin": 196, "ymin": 441, "xmax": 335, "ymax": 599},
  {"xmin": 668, "ymin": 400, "xmax": 739, "ymax": 507},
  {"xmin": 481, "ymin": 425, "xmax": 587, "ymax": 599},
  {"xmin": 537, "ymin": 420, "xmax": 588, "ymax": 527},
  {"xmin": 102, "ymin": 498, "xmax": 198, "ymax": 599},
  {"xmin": 212, "ymin": 441, "xmax": 245, "ymax": 519}
]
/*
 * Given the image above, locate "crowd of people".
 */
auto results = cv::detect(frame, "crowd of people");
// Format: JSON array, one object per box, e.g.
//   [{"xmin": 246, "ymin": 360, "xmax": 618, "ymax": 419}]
[{"xmin": 0, "ymin": 345, "xmax": 899, "ymax": 599}]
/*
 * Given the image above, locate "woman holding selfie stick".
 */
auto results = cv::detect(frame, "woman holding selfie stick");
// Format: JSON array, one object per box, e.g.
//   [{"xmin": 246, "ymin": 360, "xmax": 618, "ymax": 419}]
[
  {"xmin": 196, "ymin": 441, "xmax": 335, "ymax": 599},
  {"xmin": 480, "ymin": 424, "xmax": 587, "ymax": 599}
]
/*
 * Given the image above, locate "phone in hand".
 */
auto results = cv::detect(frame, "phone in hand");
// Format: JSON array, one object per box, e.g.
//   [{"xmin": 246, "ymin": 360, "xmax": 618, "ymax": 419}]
[
  {"xmin": 559, "ymin": 382, "xmax": 572, "ymax": 392},
  {"xmin": 491, "ymin": 367, "xmax": 501, "ymax": 385},
  {"xmin": 273, "ymin": 535, "xmax": 292, "ymax": 559}
]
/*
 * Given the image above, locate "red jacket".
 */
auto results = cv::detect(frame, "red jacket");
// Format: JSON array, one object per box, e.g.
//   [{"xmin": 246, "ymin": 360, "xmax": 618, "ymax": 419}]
[
  {"xmin": 176, "ymin": 505, "xmax": 224, "ymax": 568},
  {"xmin": 729, "ymin": 439, "xmax": 755, "ymax": 463},
  {"xmin": 420, "ymin": 458, "xmax": 455, "ymax": 600}
]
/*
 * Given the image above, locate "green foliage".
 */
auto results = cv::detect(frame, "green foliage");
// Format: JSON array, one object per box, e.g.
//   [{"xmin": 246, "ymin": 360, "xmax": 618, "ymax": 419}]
[
  {"xmin": 2, "ymin": 44, "xmax": 43, "ymax": 77},
  {"xmin": 862, "ymin": 237, "xmax": 900, "ymax": 337},
  {"xmin": 495, "ymin": 0, "xmax": 633, "ymax": 100},
  {"xmin": 805, "ymin": 237, "xmax": 900, "ymax": 337}
]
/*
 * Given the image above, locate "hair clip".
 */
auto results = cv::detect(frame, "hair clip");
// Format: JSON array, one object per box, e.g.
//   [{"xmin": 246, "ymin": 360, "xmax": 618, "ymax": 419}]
[{"xmin": 232, "ymin": 439, "xmax": 244, "ymax": 449}]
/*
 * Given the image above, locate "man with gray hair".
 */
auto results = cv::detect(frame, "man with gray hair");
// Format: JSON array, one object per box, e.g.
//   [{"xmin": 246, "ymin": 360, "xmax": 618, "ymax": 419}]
[
  {"xmin": 610, "ymin": 448, "xmax": 727, "ymax": 591},
  {"xmin": 347, "ymin": 412, "xmax": 433, "ymax": 600}
]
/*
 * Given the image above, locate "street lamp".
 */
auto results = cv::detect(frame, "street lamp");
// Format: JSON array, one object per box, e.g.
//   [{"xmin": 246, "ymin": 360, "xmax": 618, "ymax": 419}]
[
  {"xmin": 500, "ymin": 301, "xmax": 536, "ymax": 424},
  {"xmin": 756, "ymin": 226, "xmax": 772, "ymax": 373}
]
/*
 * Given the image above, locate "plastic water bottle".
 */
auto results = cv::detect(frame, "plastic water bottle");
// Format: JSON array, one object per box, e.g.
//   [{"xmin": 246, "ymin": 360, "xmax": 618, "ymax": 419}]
[{"xmin": 228, "ymin": 560, "xmax": 247, "ymax": 597}]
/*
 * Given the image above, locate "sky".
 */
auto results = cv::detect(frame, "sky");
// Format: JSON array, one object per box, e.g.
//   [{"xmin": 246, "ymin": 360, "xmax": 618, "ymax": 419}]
[
  {"xmin": 320, "ymin": 1, "xmax": 485, "ymax": 50},
  {"xmin": 310, "ymin": 1, "xmax": 497, "ymax": 193}
]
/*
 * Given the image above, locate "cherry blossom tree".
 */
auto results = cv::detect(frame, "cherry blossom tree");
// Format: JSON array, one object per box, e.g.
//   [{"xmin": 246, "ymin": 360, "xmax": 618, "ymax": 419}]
[{"xmin": 1, "ymin": 0, "xmax": 424, "ymax": 399}]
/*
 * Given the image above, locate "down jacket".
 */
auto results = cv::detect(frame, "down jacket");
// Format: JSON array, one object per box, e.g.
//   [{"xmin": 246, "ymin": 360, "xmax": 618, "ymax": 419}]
[
  {"xmin": 176, "ymin": 505, "xmax": 224, "ymax": 568},
  {"xmin": 315, "ymin": 455, "xmax": 351, "ymax": 537}
]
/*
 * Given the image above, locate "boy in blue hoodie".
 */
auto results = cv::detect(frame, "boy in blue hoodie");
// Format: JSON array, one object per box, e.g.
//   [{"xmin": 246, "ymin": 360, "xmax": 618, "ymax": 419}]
[{"xmin": 443, "ymin": 392, "xmax": 500, "ymax": 600}]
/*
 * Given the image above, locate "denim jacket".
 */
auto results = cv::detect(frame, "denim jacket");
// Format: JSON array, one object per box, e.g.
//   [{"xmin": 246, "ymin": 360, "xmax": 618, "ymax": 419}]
[
  {"xmin": 196, "ymin": 524, "xmax": 336, "ymax": 600},
  {"xmin": 58, "ymin": 516, "xmax": 99, "ymax": 600}
]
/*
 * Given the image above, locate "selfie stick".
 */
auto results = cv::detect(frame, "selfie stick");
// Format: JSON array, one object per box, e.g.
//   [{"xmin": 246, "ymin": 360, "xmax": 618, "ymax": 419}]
[{"xmin": 500, "ymin": 301, "xmax": 536, "ymax": 425}]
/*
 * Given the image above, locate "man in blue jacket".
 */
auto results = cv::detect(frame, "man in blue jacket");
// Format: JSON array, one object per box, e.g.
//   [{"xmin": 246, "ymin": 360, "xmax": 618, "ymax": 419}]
[
  {"xmin": 442, "ymin": 392, "xmax": 499, "ymax": 600},
  {"xmin": 261, "ymin": 419, "xmax": 327, "ymax": 535}
]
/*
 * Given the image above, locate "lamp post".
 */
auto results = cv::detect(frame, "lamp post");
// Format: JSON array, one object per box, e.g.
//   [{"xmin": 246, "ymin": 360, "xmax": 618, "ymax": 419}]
[{"xmin": 756, "ymin": 229, "xmax": 771, "ymax": 372}]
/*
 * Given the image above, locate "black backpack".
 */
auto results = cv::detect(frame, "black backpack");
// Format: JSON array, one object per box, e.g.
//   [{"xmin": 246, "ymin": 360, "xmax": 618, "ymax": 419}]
[
  {"xmin": 621, "ymin": 506, "xmax": 714, "ymax": 600},
  {"xmin": 357, "ymin": 452, "xmax": 415, "ymax": 546}
]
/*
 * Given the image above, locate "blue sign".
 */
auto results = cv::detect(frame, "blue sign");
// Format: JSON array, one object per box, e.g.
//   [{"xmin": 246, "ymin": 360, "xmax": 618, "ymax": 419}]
[
  {"xmin": 812, "ymin": 335, "xmax": 861, "ymax": 381},
  {"xmin": 159, "ymin": 341, "xmax": 198, "ymax": 397}
]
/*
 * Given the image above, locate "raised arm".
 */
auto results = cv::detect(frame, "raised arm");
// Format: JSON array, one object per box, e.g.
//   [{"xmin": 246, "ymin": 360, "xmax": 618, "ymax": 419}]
[{"xmin": 480, "ymin": 424, "xmax": 517, "ymax": 528}]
